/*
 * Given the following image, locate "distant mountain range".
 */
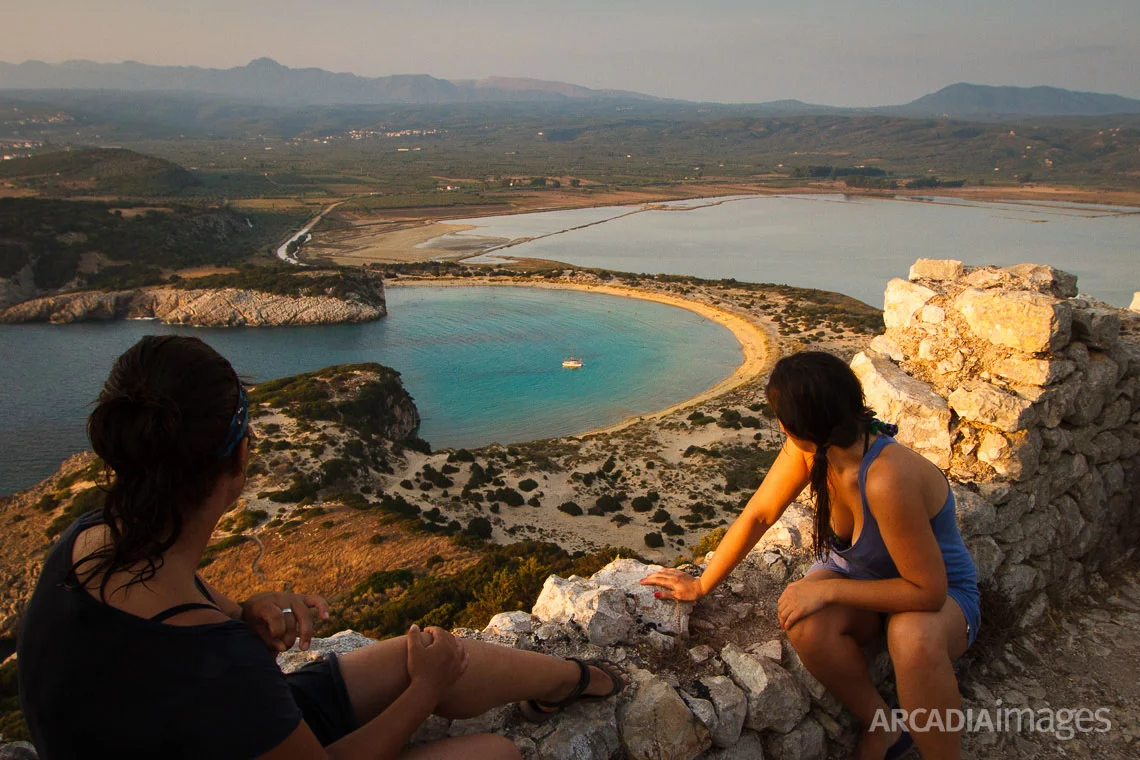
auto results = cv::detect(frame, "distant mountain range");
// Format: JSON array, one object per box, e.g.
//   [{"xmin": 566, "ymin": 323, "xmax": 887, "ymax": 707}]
[
  {"xmin": 2, "ymin": 58, "xmax": 1140, "ymax": 118},
  {"xmin": 0, "ymin": 58, "xmax": 666, "ymax": 105}
]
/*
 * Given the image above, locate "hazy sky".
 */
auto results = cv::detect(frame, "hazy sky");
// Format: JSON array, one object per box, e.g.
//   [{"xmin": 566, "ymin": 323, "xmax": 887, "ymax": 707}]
[{"xmin": 5, "ymin": 0, "xmax": 1138, "ymax": 105}]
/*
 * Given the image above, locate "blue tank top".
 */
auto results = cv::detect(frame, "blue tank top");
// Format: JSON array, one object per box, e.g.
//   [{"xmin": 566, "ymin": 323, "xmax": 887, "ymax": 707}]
[{"xmin": 827, "ymin": 435, "xmax": 978, "ymax": 595}]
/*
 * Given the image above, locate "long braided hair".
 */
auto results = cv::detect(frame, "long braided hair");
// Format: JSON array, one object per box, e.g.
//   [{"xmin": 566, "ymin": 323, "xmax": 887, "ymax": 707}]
[
  {"xmin": 73, "ymin": 335, "xmax": 247, "ymax": 601},
  {"xmin": 765, "ymin": 351, "xmax": 876, "ymax": 559}
]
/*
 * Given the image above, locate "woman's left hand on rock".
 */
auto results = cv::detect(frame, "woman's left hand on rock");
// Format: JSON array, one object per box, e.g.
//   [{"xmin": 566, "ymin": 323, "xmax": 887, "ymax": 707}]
[{"xmin": 241, "ymin": 591, "xmax": 330, "ymax": 652}]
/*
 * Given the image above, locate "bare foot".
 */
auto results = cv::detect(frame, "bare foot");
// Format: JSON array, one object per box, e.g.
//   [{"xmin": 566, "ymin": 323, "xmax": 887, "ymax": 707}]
[{"xmin": 857, "ymin": 725, "xmax": 900, "ymax": 760}]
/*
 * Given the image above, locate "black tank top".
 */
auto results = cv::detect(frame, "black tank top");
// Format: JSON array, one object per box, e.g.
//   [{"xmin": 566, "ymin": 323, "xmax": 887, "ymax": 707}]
[{"xmin": 17, "ymin": 511, "xmax": 302, "ymax": 759}]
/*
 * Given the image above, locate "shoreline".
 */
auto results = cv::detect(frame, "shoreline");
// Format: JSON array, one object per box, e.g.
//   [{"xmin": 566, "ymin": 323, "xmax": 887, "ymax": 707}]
[{"xmin": 386, "ymin": 277, "xmax": 778, "ymax": 439}]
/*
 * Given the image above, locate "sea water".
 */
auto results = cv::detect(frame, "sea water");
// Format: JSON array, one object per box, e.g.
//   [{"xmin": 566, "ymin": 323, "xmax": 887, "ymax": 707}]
[
  {"xmin": 434, "ymin": 194, "xmax": 1140, "ymax": 307},
  {"xmin": 0, "ymin": 286, "xmax": 742, "ymax": 496}
]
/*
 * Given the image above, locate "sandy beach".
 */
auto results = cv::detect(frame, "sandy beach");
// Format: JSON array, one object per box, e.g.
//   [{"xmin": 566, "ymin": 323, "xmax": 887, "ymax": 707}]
[{"xmin": 386, "ymin": 277, "xmax": 777, "ymax": 438}]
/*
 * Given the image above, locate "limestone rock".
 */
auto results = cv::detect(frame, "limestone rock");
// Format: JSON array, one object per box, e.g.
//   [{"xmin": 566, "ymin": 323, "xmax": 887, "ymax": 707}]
[
  {"xmin": 851, "ymin": 352, "xmax": 952, "ymax": 468},
  {"xmin": 997, "ymin": 564, "xmax": 1039, "ymax": 609},
  {"xmin": 978, "ymin": 429, "xmax": 1042, "ymax": 481},
  {"xmin": 703, "ymin": 730, "xmax": 765, "ymax": 760},
  {"xmin": 1070, "ymin": 305, "xmax": 1121, "ymax": 351},
  {"xmin": 965, "ymin": 535, "xmax": 1005, "ymax": 585},
  {"xmin": 868, "ymin": 334, "xmax": 904, "ymax": 362},
  {"xmin": 909, "ymin": 258, "xmax": 965, "ymax": 282},
  {"xmin": 883, "ymin": 278, "xmax": 937, "ymax": 330},
  {"xmin": 991, "ymin": 355, "xmax": 1076, "ymax": 387},
  {"xmin": 531, "ymin": 575, "xmax": 631, "ymax": 646},
  {"xmin": 700, "ymin": 675, "xmax": 748, "ymax": 748},
  {"xmin": 949, "ymin": 381, "xmax": 1037, "ymax": 433},
  {"xmin": 277, "ymin": 630, "xmax": 376, "ymax": 673},
  {"xmin": 954, "ymin": 486, "xmax": 999, "ymax": 537},
  {"xmin": 721, "ymin": 643, "xmax": 810, "ymax": 733},
  {"xmin": 763, "ymin": 716, "xmax": 826, "ymax": 760},
  {"xmin": 1002, "ymin": 263, "xmax": 1079, "ymax": 298},
  {"xmin": 591, "ymin": 558, "xmax": 692, "ymax": 636},
  {"xmin": 0, "ymin": 742, "xmax": 38, "ymax": 760},
  {"xmin": 954, "ymin": 288, "xmax": 1072, "ymax": 353},
  {"xmin": 780, "ymin": 639, "xmax": 843, "ymax": 716},
  {"xmin": 1131, "ymin": 292, "xmax": 1140, "ymax": 312},
  {"xmin": 1065, "ymin": 354, "xmax": 1119, "ymax": 425},
  {"xmin": 483, "ymin": 611, "xmax": 536, "ymax": 636},
  {"xmin": 619, "ymin": 673, "xmax": 711, "ymax": 760},
  {"xmin": 540, "ymin": 701, "xmax": 622, "ymax": 760}
]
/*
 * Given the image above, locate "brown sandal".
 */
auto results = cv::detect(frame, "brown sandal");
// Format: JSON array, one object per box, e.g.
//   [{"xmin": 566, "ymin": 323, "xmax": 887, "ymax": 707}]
[{"xmin": 519, "ymin": 657, "xmax": 628, "ymax": 723}]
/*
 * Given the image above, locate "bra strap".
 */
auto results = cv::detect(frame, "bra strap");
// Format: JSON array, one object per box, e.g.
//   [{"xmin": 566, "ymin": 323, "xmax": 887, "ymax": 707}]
[{"xmin": 150, "ymin": 602, "xmax": 221, "ymax": 623}]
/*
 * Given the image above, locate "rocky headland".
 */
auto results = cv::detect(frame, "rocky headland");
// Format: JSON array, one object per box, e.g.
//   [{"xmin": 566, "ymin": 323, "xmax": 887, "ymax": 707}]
[
  {"xmin": 3, "ymin": 260, "xmax": 1139, "ymax": 758},
  {"xmin": 0, "ymin": 269, "xmax": 386, "ymax": 327}
]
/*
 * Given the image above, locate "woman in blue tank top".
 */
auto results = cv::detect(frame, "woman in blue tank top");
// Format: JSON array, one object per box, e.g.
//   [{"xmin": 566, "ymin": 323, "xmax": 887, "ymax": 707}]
[{"xmin": 644, "ymin": 351, "xmax": 981, "ymax": 760}]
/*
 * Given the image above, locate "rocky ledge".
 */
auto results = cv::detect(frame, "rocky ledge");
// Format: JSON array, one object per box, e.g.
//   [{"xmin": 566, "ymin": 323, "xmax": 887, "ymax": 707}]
[{"xmin": 0, "ymin": 277, "xmax": 386, "ymax": 328}]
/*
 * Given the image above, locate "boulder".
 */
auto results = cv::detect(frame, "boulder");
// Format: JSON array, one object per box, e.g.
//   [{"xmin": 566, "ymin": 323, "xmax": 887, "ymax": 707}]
[
  {"xmin": 953, "ymin": 486, "xmax": 999, "ymax": 537},
  {"xmin": 703, "ymin": 730, "xmax": 765, "ymax": 760},
  {"xmin": 721, "ymin": 643, "xmax": 810, "ymax": 733},
  {"xmin": 948, "ymin": 381, "xmax": 1037, "ymax": 433},
  {"xmin": 991, "ymin": 355, "xmax": 1076, "ymax": 388},
  {"xmin": 850, "ymin": 352, "xmax": 952, "ymax": 468},
  {"xmin": 591, "ymin": 558, "xmax": 692, "ymax": 636},
  {"xmin": 909, "ymin": 258, "xmax": 965, "ymax": 282},
  {"xmin": 1065, "ymin": 355, "xmax": 1119, "ymax": 425},
  {"xmin": 699, "ymin": 675, "xmax": 748, "ymax": 748},
  {"xmin": 996, "ymin": 564, "xmax": 1039, "ymax": 609},
  {"xmin": 954, "ymin": 288, "xmax": 1072, "ymax": 353},
  {"xmin": 1002, "ymin": 263, "xmax": 1079, "ymax": 298},
  {"xmin": 483, "ymin": 611, "xmax": 536, "ymax": 636},
  {"xmin": 883, "ymin": 278, "xmax": 937, "ymax": 330},
  {"xmin": 539, "ymin": 701, "xmax": 622, "ymax": 760},
  {"xmin": 278, "ymin": 630, "xmax": 376, "ymax": 673},
  {"xmin": 619, "ymin": 673, "xmax": 711, "ymax": 760},
  {"xmin": 964, "ymin": 535, "xmax": 1005, "ymax": 585},
  {"xmin": 1070, "ymin": 305, "xmax": 1121, "ymax": 351},
  {"xmin": 780, "ymin": 639, "xmax": 843, "ymax": 716},
  {"xmin": 531, "ymin": 575, "xmax": 632, "ymax": 646},
  {"xmin": 763, "ymin": 716, "xmax": 827, "ymax": 760}
]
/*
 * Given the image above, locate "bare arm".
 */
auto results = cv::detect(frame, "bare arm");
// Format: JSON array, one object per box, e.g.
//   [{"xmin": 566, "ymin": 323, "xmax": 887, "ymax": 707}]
[{"xmin": 643, "ymin": 439, "xmax": 811, "ymax": 600}]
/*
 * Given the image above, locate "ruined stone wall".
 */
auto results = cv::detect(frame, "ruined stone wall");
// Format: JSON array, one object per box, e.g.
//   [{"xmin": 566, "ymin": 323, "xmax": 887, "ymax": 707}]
[{"xmin": 854, "ymin": 259, "xmax": 1140, "ymax": 626}]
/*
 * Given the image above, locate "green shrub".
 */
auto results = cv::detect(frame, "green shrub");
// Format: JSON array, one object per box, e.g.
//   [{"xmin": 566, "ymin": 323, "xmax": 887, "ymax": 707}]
[
  {"xmin": 662, "ymin": 520, "xmax": 685, "ymax": 536},
  {"xmin": 518, "ymin": 478, "xmax": 539, "ymax": 492},
  {"xmin": 644, "ymin": 532, "xmax": 664, "ymax": 549},
  {"xmin": 650, "ymin": 508, "xmax": 671, "ymax": 524},
  {"xmin": 466, "ymin": 517, "xmax": 493, "ymax": 539},
  {"xmin": 557, "ymin": 501, "xmax": 583, "ymax": 517},
  {"xmin": 352, "ymin": 568, "xmax": 414, "ymax": 597},
  {"xmin": 631, "ymin": 495, "xmax": 653, "ymax": 512}
]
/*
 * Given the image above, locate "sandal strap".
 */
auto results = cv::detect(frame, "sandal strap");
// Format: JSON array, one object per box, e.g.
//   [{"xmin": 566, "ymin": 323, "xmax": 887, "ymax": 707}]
[{"xmin": 531, "ymin": 657, "xmax": 592, "ymax": 710}]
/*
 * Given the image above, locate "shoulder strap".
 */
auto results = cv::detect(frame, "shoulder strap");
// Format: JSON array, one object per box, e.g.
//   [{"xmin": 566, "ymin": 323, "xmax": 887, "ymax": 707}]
[
  {"xmin": 857, "ymin": 435, "xmax": 893, "ymax": 515},
  {"xmin": 150, "ymin": 602, "xmax": 221, "ymax": 623},
  {"xmin": 194, "ymin": 574, "xmax": 216, "ymax": 605}
]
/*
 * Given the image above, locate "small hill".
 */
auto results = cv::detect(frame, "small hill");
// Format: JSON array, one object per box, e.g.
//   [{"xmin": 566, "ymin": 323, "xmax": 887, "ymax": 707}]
[
  {"xmin": 889, "ymin": 83, "xmax": 1140, "ymax": 120},
  {"xmin": 0, "ymin": 148, "xmax": 199, "ymax": 197}
]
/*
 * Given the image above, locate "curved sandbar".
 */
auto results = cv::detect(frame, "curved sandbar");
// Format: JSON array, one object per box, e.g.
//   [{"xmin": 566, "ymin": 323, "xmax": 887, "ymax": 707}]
[{"xmin": 386, "ymin": 277, "xmax": 778, "ymax": 438}]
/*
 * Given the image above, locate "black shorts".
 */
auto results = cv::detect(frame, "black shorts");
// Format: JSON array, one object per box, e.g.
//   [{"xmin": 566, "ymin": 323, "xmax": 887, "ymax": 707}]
[{"xmin": 285, "ymin": 653, "xmax": 360, "ymax": 746}]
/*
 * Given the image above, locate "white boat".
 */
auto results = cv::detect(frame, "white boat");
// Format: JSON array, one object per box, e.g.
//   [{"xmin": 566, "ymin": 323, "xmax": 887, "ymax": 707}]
[{"xmin": 562, "ymin": 356, "xmax": 583, "ymax": 369}]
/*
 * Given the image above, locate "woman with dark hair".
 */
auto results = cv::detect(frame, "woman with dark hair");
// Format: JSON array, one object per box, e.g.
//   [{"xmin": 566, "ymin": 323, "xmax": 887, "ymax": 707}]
[
  {"xmin": 643, "ymin": 351, "xmax": 980, "ymax": 760},
  {"xmin": 18, "ymin": 335, "xmax": 624, "ymax": 760}
]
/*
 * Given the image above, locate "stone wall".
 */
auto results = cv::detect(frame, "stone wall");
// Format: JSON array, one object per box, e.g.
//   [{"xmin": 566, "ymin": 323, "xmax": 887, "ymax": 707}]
[{"xmin": 855, "ymin": 259, "xmax": 1140, "ymax": 624}]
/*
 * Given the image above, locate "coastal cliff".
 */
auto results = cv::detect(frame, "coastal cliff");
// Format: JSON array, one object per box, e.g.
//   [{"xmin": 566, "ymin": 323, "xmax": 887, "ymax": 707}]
[{"xmin": 0, "ymin": 270, "xmax": 386, "ymax": 327}]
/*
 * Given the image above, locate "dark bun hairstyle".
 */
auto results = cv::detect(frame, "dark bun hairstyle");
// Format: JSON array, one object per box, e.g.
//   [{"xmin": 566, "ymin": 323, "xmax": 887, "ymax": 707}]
[
  {"xmin": 76, "ymin": 335, "xmax": 246, "ymax": 599},
  {"xmin": 765, "ymin": 351, "xmax": 873, "ymax": 558}
]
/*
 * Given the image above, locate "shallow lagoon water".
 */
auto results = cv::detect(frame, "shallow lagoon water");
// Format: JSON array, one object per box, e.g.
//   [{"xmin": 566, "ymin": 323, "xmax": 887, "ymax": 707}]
[
  {"xmin": 0, "ymin": 286, "xmax": 741, "ymax": 495},
  {"xmin": 437, "ymin": 194, "xmax": 1140, "ymax": 307}
]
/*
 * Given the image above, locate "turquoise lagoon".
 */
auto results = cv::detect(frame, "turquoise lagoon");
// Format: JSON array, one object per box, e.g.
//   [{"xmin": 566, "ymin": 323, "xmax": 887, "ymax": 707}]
[{"xmin": 0, "ymin": 286, "xmax": 742, "ymax": 495}]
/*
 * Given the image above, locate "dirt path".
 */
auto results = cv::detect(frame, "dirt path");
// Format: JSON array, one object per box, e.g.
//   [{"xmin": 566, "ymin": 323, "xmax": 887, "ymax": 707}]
[{"xmin": 960, "ymin": 558, "xmax": 1140, "ymax": 758}]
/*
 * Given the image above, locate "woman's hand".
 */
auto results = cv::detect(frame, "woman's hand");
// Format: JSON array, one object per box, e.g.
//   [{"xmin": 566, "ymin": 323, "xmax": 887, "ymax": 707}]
[
  {"xmin": 640, "ymin": 568, "xmax": 706, "ymax": 602},
  {"xmin": 777, "ymin": 579, "xmax": 831, "ymax": 631},
  {"xmin": 406, "ymin": 624, "xmax": 469, "ymax": 700},
  {"xmin": 241, "ymin": 591, "xmax": 330, "ymax": 653}
]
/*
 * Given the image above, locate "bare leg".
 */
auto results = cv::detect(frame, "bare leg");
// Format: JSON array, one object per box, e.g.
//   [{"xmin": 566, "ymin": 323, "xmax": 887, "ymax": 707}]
[
  {"xmin": 399, "ymin": 734, "xmax": 521, "ymax": 760},
  {"xmin": 787, "ymin": 570, "xmax": 894, "ymax": 760},
  {"xmin": 888, "ymin": 599, "xmax": 969, "ymax": 760},
  {"xmin": 337, "ymin": 634, "xmax": 616, "ymax": 724}
]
